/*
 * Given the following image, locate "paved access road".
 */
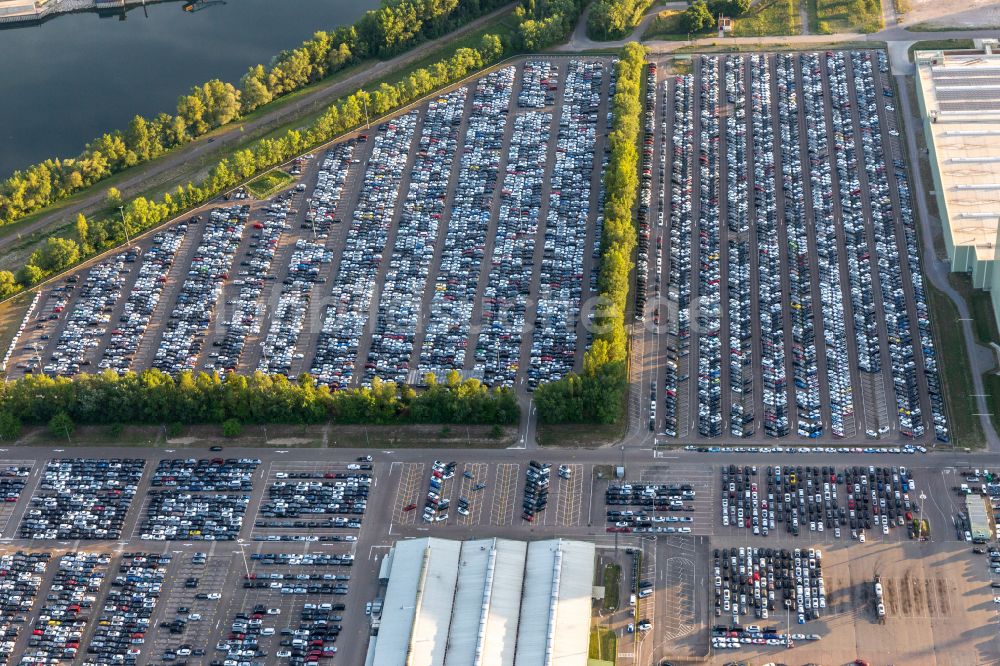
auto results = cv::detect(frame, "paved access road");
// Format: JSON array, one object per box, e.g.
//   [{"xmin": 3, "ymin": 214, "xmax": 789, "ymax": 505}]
[{"xmin": 0, "ymin": 443, "xmax": 995, "ymax": 665}]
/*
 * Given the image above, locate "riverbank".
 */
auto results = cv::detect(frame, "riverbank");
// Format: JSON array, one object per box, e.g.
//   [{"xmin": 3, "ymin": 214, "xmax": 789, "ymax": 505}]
[{"xmin": 0, "ymin": 0, "xmax": 180, "ymax": 26}]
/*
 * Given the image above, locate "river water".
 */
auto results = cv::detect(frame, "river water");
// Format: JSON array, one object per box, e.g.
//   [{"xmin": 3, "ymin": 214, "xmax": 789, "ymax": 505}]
[{"xmin": 0, "ymin": 0, "xmax": 376, "ymax": 177}]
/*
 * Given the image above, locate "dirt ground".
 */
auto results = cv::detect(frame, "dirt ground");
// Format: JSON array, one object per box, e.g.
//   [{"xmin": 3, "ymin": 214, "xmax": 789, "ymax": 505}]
[
  {"xmin": 705, "ymin": 540, "xmax": 1000, "ymax": 665},
  {"xmin": 902, "ymin": 0, "xmax": 1000, "ymax": 29}
]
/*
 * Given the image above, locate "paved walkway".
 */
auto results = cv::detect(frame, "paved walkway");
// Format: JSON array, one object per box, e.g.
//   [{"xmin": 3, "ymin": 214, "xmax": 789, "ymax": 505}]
[{"xmin": 895, "ymin": 73, "xmax": 1000, "ymax": 450}]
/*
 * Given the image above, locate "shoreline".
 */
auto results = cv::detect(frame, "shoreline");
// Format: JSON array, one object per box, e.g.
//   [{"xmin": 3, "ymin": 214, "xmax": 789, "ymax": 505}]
[{"xmin": 0, "ymin": 0, "xmax": 180, "ymax": 28}]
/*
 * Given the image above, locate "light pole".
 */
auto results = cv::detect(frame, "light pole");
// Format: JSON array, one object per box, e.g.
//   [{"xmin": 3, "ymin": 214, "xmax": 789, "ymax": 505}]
[
  {"xmin": 236, "ymin": 540, "xmax": 250, "ymax": 579},
  {"xmin": 118, "ymin": 206, "xmax": 132, "ymax": 247},
  {"xmin": 362, "ymin": 96, "xmax": 371, "ymax": 130}
]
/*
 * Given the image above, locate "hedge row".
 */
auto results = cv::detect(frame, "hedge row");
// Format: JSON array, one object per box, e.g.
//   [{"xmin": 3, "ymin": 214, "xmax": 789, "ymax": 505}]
[
  {"xmin": 0, "ymin": 370, "xmax": 518, "ymax": 432},
  {"xmin": 534, "ymin": 42, "xmax": 646, "ymax": 424}
]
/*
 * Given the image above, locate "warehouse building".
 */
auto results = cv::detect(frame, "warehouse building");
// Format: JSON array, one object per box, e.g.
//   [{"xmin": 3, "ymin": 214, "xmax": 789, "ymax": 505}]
[
  {"xmin": 368, "ymin": 537, "xmax": 595, "ymax": 666},
  {"xmin": 915, "ymin": 42, "xmax": 1000, "ymax": 331}
]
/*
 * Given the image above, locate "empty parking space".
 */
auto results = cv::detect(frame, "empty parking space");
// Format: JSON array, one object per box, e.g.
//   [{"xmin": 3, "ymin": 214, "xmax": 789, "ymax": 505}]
[
  {"xmin": 390, "ymin": 463, "xmax": 425, "ymax": 526},
  {"xmin": 491, "ymin": 463, "xmax": 519, "ymax": 527},
  {"xmin": 149, "ymin": 552, "xmax": 234, "ymax": 663}
]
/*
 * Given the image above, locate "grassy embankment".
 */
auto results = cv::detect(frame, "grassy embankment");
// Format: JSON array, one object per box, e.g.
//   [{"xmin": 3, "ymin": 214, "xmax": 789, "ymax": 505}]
[
  {"xmin": 245, "ymin": 170, "xmax": 294, "ymax": 199},
  {"xmin": 0, "ymin": 10, "xmax": 521, "ymax": 277},
  {"xmin": 807, "ymin": 0, "xmax": 882, "ymax": 34}
]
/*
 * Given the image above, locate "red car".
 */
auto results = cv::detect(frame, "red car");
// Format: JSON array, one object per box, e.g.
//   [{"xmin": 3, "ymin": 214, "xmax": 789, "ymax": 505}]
[{"xmin": 402, "ymin": 503, "xmax": 417, "ymax": 512}]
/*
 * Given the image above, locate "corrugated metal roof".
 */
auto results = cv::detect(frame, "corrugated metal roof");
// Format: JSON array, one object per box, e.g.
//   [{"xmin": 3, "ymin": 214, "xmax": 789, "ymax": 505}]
[
  {"xmin": 550, "ymin": 540, "xmax": 595, "ymax": 665},
  {"xmin": 409, "ymin": 539, "xmax": 461, "ymax": 666},
  {"xmin": 372, "ymin": 538, "xmax": 592, "ymax": 666},
  {"xmin": 444, "ymin": 539, "xmax": 495, "ymax": 666},
  {"xmin": 480, "ymin": 539, "xmax": 527, "ymax": 666}
]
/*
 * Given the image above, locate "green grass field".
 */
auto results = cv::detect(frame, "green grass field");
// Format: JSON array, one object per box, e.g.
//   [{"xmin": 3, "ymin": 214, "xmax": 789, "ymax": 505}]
[
  {"xmin": 731, "ymin": 0, "xmax": 800, "ymax": 37},
  {"xmin": 927, "ymin": 279, "xmax": 984, "ymax": 449},
  {"xmin": 588, "ymin": 628, "xmax": 617, "ymax": 663},
  {"xmin": 810, "ymin": 0, "xmax": 883, "ymax": 33},
  {"xmin": 246, "ymin": 170, "xmax": 294, "ymax": 199},
  {"xmin": 641, "ymin": 9, "xmax": 689, "ymax": 40},
  {"xmin": 602, "ymin": 563, "xmax": 621, "ymax": 611}
]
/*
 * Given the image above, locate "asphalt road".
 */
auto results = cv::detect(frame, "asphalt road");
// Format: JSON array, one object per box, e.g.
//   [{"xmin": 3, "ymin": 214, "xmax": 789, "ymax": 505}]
[
  {"xmin": 0, "ymin": 443, "xmax": 996, "ymax": 666},
  {"xmin": 0, "ymin": 3, "xmax": 517, "ymax": 255}
]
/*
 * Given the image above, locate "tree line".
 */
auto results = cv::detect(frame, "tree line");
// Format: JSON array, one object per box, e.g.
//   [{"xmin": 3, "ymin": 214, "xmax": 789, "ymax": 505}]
[
  {"xmin": 587, "ymin": 0, "xmax": 653, "ymax": 40},
  {"xmin": 534, "ymin": 42, "xmax": 645, "ymax": 425},
  {"xmin": 0, "ymin": 0, "xmax": 581, "ymax": 301},
  {"xmin": 0, "ymin": 0, "xmax": 513, "ymax": 229},
  {"xmin": 0, "ymin": 369, "xmax": 517, "ymax": 438}
]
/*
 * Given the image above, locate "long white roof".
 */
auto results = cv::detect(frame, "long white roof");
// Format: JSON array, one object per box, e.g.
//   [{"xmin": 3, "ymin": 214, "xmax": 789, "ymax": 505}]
[{"xmin": 371, "ymin": 537, "xmax": 594, "ymax": 666}]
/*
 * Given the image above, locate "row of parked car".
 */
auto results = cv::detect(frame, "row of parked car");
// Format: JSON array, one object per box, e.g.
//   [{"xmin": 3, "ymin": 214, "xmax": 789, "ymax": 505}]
[
  {"xmin": 22, "ymin": 552, "xmax": 102, "ymax": 664},
  {"xmin": 0, "ymin": 551, "xmax": 47, "ymax": 664},
  {"xmin": 365, "ymin": 88, "xmax": 466, "ymax": 385},
  {"xmin": 634, "ymin": 62, "xmax": 655, "ymax": 325},
  {"xmin": 722, "ymin": 464, "xmax": 917, "ymax": 539},
  {"xmin": 799, "ymin": 52, "xmax": 855, "ymax": 438},
  {"xmin": 303, "ymin": 141, "xmax": 354, "ymax": 239},
  {"xmin": 528, "ymin": 60, "xmax": 604, "ymax": 389},
  {"xmin": 419, "ymin": 67, "xmax": 514, "ymax": 381},
  {"xmin": 423, "ymin": 460, "xmax": 456, "ymax": 522},
  {"xmin": 249, "ymin": 553, "xmax": 354, "ymax": 567},
  {"xmin": 258, "ymin": 238, "xmax": 333, "ymax": 376},
  {"xmin": 210, "ymin": 197, "xmax": 290, "ymax": 373},
  {"xmin": 259, "ymin": 474, "xmax": 370, "ymax": 519},
  {"xmin": 0, "ymin": 466, "xmax": 29, "ymax": 505},
  {"xmin": 153, "ymin": 206, "xmax": 248, "ymax": 374},
  {"xmin": 696, "ymin": 57, "xmax": 723, "ymax": 438},
  {"xmin": 45, "ymin": 251, "xmax": 132, "ymax": 376},
  {"xmin": 100, "ymin": 226, "xmax": 187, "ymax": 373},
  {"xmin": 150, "ymin": 457, "xmax": 259, "ymax": 491},
  {"xmin": 85, "ymin": 553, "xmax": 169, "ymax": 665},
  {"xmin": 713, "ymin": 546, "xmax": 827, "ymax": 626},
  {"xmin": 873, "ymin": 48, "xmax": 948, "ymax": 442},
  {"xmin": 476, "ymin": 108, "xmax": 550, "ymax": 387},
  {"xmin": 20, "ymin": 458, "xmax": 145, "ymax": 540},
  {"xmin": 522, "ymin": 460, "xmax": 550, "ymax": 521},
  {"xmin": 661, "ymin": 73, "xmax": 694, "ymax": 439},
  {"xmin": 723, "ymin": 56, "xmax": 754, "ymax": 436},
  {"xmin": 518, "ymin": 60, "xmax": 558, "ymax": 109},
  {"xmin": 311, "ymin": 111, "xmax": 418, "ymax": 388},
  {"xmin": 775, "ymin": 54, "xmax": 823, "ymax": 438},
  {"xmin": 141, "ymin": 492, "xmax": 250, "ymax": 540}
]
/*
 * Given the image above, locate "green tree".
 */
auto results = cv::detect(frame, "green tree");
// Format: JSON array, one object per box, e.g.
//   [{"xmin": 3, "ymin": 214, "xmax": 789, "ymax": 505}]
[
  {"xmin": 105, "ymin": 186, "xmax": 122, "ymax": 208},
  {"xmin": 48, "ymin": 412, "xmax": 74, "ymax": 440},
  {"xmin": 222, "ymin": 418, "xmax": 243, "ymax": 437},
  {"xmin": 0, "ymin": 411, "xmax": 21, "ymax": 441},
  {"xmin": 681, "ymin": 1, "xmax": 714, "ymax": 32},
  {"xmin": 75, "ymin": 213, "xmax": 89, "ymax": 248},
  {"xmin": 0, "ymin": 271, "xmax": 18, "ymax": 299},
  {"xmin": 240, "ymin": 64, "xmax": 273, "ymax": 113}
]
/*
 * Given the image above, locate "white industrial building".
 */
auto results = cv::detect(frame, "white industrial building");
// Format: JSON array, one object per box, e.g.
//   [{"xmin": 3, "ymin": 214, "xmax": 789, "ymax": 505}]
[{"xmin": 367, "ymin": 537, "xmax": 595, "ymax": 666}]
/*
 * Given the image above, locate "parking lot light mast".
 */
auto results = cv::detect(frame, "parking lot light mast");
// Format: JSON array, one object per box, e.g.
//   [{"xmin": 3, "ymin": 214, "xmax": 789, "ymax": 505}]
[{"xmin": 118, "ymin": 206, "xmax": 132, "ymax": 247}]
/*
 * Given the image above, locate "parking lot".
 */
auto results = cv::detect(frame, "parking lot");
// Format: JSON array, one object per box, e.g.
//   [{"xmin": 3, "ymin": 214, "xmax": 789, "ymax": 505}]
[
  {"xmin": 4, "ymin": 57, "xmax": 612, "ymax": 401},
  {"xmin": 642, "ymin": 50, "xmax": 948, "ymax": 445},
  {"xmin": 0, "ymin": 445, "xmax": 994, "ymax": 664}
]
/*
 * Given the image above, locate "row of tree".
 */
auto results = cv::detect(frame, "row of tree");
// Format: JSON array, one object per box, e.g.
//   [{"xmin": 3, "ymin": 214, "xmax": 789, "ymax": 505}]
[
  {"xmin": 0, "ymin": 369, "xmax": 517, "ymax": 433},
  {"xmin": 0, "ymin": 0, "xmax": 512, "ymax": 228},
  {"xmin": 586, "ymin": 0, "xmax": 652, "ymax": 40},
  {"xmin": 534, "ymin": 42, "xmax": 645, "ymax": 424},
  {"xmin": 0, "ymin": 0, "xmax": 581, "ymax": 300},
  {"xmin": 0, "ymin": 33, "xmax": 506, "ymax": 296}
]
